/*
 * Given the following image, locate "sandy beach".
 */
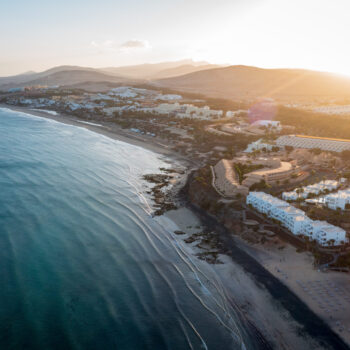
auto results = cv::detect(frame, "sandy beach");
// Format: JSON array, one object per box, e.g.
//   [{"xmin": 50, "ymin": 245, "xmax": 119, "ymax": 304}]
[
  {"xmin": 161, "ymin": 207, "xmax": 340, "ymax": 349},
  {"xmin": 237, "ymin": 236, "xmax": 350, "ymax": 345},
  {"xmin": 2, "ymin": 104, "xmax": 349, "ymax": 349}
]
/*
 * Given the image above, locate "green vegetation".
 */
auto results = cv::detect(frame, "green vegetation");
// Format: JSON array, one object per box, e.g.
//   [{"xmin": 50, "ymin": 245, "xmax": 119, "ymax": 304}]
[
  {"xmin": 234, "ymin": 162, "xmax": 264, "ymax": 184},
  {"xmin": 250, "ymin": 179, "xmax": 269, "ymax": 191}
]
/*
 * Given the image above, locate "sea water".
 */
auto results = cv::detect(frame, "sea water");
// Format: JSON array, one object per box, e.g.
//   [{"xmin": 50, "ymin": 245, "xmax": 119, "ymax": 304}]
[{"xmin": 0, "ymin": 108, "xmax": 257, "ymax": 350}]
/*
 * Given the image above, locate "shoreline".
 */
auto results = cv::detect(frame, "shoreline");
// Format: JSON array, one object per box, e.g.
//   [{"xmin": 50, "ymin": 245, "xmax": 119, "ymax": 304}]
[
  {"xmin": 1, "ymin": 103, "xmax": 349, "ymax": 349},
  {"xmin": 0, "ymin": 104, "xmax": 193, "ymax": 167},
  {"xmin": 180, "ymin": 174, "xmax": 350, "ymax": 350}
]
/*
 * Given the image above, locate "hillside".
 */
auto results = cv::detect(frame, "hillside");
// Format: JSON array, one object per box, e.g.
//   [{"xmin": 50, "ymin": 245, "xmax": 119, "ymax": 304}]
[
  {"xmin": 100, "ymin": 60, "xmax": 219, "ymax": 80},
  {"xmin": 0, "ymin": 65, "xmax": 99, "ymax": 88},
  {"xmin": 0, "ymin": 60, "xmax": 217, "ymax": 91},
  {"xmin": 151, "ymin": 64, "xmax": 220, "ymax": 79},
  {"xmin": 154, "ymin": 65, "xmax": 350, "ymax": 103},
  {"xmin": 0, "ymin": 68, "xmax": 128, "ymax": 90}
]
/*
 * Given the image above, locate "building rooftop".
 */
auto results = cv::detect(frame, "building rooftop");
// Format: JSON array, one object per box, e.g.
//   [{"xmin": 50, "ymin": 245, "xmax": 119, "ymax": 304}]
[
  {"xmin": 248, "ymin": 161, "xmax": 293, "ymax": 176},
  {"xmin": 295, "ymin": 135, "xmax": 350, "ymax": 143}
]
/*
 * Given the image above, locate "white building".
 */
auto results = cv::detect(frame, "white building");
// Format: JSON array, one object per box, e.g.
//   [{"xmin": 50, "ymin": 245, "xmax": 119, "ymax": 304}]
[
  {"xmin": 225, "ymin": 109, "xmax": 245, "ymax": 118},
  {"xmin": 151, "ymin": 103, "xmax": 181, "ymax": 115},
  {"xmin": 142, "ymin": 103, "xmax": 223, "ymax": 120},
  {"xmin": 251, "ymin": 120, "xmax": 281, "ymax": 131},
  {"xmin": 301, "ymin": 220, "xmax": 347, "ymax": 245},
  {"xmin": 109, "ymin": 87, "xmax": 139, "ymax": 98},
  {"xmin": 282, "ymin": 191, "xmax": 299, "ymax": 201},
  {"xmin": 244, "ymin": 139, "xmax": 277, "ymax": 153},
  {"xmin": 155, "ymin": 94, "xmax": 182, "ymax": 101},
  {"xmin": 247, "ymin": 192, "xmax": 348, "ymax": 246},
  {"xmin": 282, "ymin": 180, "xmax": 340, "ymax": 202},
  {"xmin": 276, "ymin": 135, "xmax": 350, "ymax": 153},
  {"xmin": 324, "ymin": 188, "xmax": 350, "ymax": 210}
]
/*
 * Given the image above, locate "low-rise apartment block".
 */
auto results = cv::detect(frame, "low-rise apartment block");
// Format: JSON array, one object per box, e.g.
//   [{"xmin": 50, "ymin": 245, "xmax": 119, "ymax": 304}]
[
  {"xmin": 244, "ymin": 139, "xmax": 277, "ymax": 153},
  {"xmin": 247, "ymin": 192, "xmax": 348, "ymax": 246},
  {"xmin": 324, "ymin": 188, "xmax": 350, "ymax": 210},
  {"xmin": 282, "ymin": 180, "xmax": 340, "ymax": 201}
]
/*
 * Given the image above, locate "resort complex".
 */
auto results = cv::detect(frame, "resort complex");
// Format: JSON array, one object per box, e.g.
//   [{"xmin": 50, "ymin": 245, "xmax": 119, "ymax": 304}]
[
  {"xmin": 213, "ymin": 157, "xmax": 300, "ymax": 196},
  {"xmin": 247, "ymin": 192, "xmax": 348, "ymax": 246},
  {"xmin": 282, "ymin": 180, "xmax": 340, "ymax": 201},
  {"xmin": 240, "ymin": 158, "xmax": 298, "ymax": 187},
  {"xmin": 5, "ymin": 0, "xmax": 350, "ymax": 348},
  {"xmin": 11, "ymin": 88, "xmax": 232, "ymax": 122},
  {"xmin": 282, "ymin": 179, "xmax": 350, "ymax": 211}
]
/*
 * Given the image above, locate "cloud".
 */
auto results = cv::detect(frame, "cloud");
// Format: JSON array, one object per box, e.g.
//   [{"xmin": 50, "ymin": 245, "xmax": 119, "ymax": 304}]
[
  {"xmin": 89, "ymin": 39, "xmax": 151, "ymax": 55},
  {"xmin": 119, "ymin": 40, "xmax": 151, "ymax": 51}
]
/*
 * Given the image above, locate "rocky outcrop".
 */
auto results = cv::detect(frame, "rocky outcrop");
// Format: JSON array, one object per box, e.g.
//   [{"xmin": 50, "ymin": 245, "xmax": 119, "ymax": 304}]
[{"xmin": 185, "ymin": 167, "xmax": 243, "ymax": 232}]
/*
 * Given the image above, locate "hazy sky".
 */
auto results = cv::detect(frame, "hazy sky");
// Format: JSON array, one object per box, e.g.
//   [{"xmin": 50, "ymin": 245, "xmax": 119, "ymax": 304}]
[{"xmin": 1, "ymin": 0, "xmax": 349, "ymax": 76}]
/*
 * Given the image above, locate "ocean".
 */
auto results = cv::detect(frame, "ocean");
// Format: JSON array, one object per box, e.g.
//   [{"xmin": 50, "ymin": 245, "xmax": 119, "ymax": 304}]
[{"xmin": 0, "ymin": 108, "xmax": 257, "ymax": 350}]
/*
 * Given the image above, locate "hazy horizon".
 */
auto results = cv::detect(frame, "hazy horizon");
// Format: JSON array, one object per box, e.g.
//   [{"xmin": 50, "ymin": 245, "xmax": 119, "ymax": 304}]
[
  {"xmin": 4, "ymin": 59, "xmax": 350, "ymax": 79},
  {"xmin": 2, "ymin": 0, "xmax": 350, "ymax": 77}
]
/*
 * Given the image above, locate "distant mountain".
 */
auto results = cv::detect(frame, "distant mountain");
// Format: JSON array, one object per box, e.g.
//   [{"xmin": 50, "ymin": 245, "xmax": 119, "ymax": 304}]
[
  {"xmin": 4, "ymin": 63, "xmax": 349, "ymax": 104},
  {"xmin": 20, "ymin": 70, "xmax": 37, "ymax": 76},
  {"xmin": 99, "ymin": 60, "xmax": 220, "ymax": 80},
  {"xmin": 154, "ymin": 65, "xmax": 350, "ymax": 103},
  {"xmin": 151, "ymin": 64, "xmax": 220, "ymax": 80},
  {"xmin": 0, "ymin": 71, "xmax": 40, "ymax": 87},
  {"xmin": 0, "ymin": 60, "xmax": 218, "ymax": 91},
  {"xmin": 0, "ymin": 66, "xmax": 98, "ymax": 88},
  {"xmin": 0, "ymin": 66, "xmax": 129, "ymax": 90}
]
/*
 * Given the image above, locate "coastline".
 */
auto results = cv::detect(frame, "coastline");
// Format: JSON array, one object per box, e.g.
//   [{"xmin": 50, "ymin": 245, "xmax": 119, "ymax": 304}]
[
  {"xmin": 0, "ymin": 104, "xmax": 191, "ymax": 166},
  {"xmin": 1, "ymin": 104, "xmax": 348, "ymax": 349},
  {"xmin": 179, "ymin": 192, "xmax": 350, "ymax": 350}
]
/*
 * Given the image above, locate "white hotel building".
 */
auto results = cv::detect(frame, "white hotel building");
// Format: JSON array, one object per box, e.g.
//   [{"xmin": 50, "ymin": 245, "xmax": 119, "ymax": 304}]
[
  {"xmin": 282, "ymin": 180, "xmax": 340, "ymax": 201},
  {"xmin": 247, "ymin": 192, "xmax": 348, "ymax": 246},
  {"xmin": 324, "ymin": 188, "xmax": 350, "ymax": 210},
  {"xmin": 276, "ymin": 135, "xmax": 350, "ymax": 153}
]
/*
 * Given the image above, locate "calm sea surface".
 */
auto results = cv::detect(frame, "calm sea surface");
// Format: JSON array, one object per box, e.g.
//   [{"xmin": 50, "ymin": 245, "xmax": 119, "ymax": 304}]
[{"xmin": 0, "ymin": 108, "xmax": 257, "ymax": 350}]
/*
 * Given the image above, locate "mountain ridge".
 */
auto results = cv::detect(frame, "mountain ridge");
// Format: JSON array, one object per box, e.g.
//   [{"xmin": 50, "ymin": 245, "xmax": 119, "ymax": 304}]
[
  {"xmin": 0, "ymin": 60, "xmax": 218, "ymax": 90},
  {"xmin": 153, "ymin": 65, "xmax": 350, "ymax": 103},
  {"xmin": 0, "ymin": 68, "xmax": 128, "ymax": 90}
]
